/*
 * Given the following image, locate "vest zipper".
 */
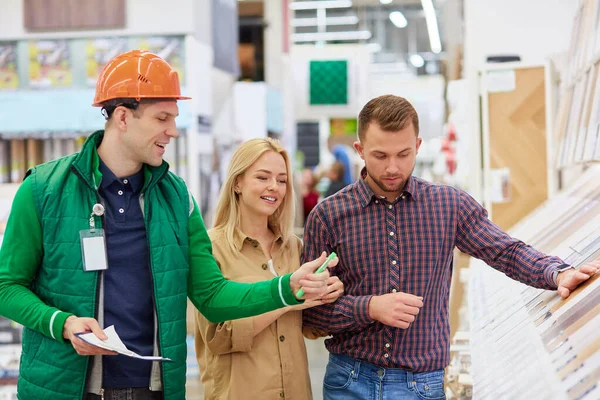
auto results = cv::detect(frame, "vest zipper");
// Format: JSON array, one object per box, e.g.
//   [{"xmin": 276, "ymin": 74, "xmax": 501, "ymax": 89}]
[
  {"xmin": 71, "ymin": 165, "xmax": 105, "ymax": 397},
  {"xmin": 70, "ymin": 167, "xmax": 105, "ymax": 316},
  {"xmin": 139, "ymin": 192, "xmax": 165, "ymax": 393},
  {"xmin": 140, "ymin": 167, "xmax": 168, "ymax": 392}
]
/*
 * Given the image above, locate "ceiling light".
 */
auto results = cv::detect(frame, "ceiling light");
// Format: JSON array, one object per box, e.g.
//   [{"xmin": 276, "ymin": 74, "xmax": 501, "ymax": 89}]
[
  {"xmin": 426, "ymin": 61, "xmax": 438, "ymax": 74},
  {"xmin": 380, "ymin": 0, "xmax": 393, "ymax": 4},
  {"xmin": 410, "ymin": 54, "xmax": 425, "ymax": 68},
  {"xmin": 420, "ymin": 0, "xmax": 442, "ymax": 53},
  {"xmin": 292, "ymin": 16, "xmax": 359, "ymax": 27},
  {"xmin": 389, "ymin": 11, "xmax": 407, "ymax": 28},
  {"xmin": 292, "ymin": 30, "xmax": 372, "ymax": 42},
  {"xmin": 290, "ymin": 0, "xmax": 353, "ymax": 10}
]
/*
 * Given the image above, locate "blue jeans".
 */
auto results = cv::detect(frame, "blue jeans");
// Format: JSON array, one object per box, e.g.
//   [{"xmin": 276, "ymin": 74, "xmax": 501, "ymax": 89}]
[{"xmin": 323, "ymin": 354, "xmax": 446, "ymax": 400}]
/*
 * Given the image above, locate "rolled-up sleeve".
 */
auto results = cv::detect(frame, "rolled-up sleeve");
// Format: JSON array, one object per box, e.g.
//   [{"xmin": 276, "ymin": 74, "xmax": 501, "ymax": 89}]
[{"xmin": 194, "ymin": 310, "xmax": 256, "ymax": 355}]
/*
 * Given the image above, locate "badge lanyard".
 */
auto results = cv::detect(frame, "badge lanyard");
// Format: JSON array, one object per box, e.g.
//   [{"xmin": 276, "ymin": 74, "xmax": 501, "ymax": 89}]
[{"xmin": 79, "ymin": 203, "xmax": 109, "ymax": 272}]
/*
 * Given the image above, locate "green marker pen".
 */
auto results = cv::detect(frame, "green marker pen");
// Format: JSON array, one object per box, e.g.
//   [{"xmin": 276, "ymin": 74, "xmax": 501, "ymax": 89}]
[{"xmin": 295, "ymin": 252, "xmax": 337, "ymax": 298}]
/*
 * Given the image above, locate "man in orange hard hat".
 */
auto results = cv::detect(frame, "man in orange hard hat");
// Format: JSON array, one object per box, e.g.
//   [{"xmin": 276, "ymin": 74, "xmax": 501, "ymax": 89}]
[{"xmin": 0, "ymin": 50, "xmax": 337, "ymax": 399}]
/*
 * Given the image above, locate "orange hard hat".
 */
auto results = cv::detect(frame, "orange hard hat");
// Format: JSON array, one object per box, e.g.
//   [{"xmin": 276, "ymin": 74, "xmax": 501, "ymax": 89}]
[{"xmin": 92, "ymin": 50, "xmax": 190, "ymax": 107}]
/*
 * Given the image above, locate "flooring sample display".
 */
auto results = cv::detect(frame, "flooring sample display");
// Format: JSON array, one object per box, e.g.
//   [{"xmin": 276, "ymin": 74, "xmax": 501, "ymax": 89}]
[
  {"xmin": 469, "ymin": 167, "xmax": 600, "ymax": 400},
  {"xmin": 556, "ymin": 0, "xmax": 600, "ymax": 167},
  {"xmin": 484, "ymin": 66, "xmax": 548, "ymax": 230}
]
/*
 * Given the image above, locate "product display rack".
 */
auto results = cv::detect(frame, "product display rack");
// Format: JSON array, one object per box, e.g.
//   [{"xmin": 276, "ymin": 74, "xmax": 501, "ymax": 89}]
[
  {"xmin": 468, "ymin": 166, "xmax": 600, "ymax": 400},
  {"xmin": 466, "ymin": 4, "xmax": 600, "ymax": 394},
  {"xmin": 556, "ymin": 0, "xmax": 600, "ymax": 168},
  {"xmin": 479, "ymin": 63, "xmax": 551, "ymax": 231}
]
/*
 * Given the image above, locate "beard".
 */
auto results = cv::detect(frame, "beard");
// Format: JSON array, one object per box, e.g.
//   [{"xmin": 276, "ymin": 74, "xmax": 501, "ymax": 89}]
[
  {"xmin": 366, "ymin": 165, "xmax": 414, "ymax": 195},
  {"xmin": 370, "ymin": 175, "xmax": 407, "ymax": 194}
]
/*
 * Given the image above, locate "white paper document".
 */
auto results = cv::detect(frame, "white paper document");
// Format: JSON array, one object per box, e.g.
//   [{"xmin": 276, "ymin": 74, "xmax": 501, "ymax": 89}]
[{"xmin": 76, "ymin": 325, "xmax": 171, "ymax": 362}]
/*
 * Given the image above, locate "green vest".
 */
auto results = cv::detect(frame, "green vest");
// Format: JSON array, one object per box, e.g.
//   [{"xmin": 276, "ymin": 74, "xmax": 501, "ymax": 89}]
[{"xmin": 19, "ymin": 131, "xmax": 190, "ymax": 399}]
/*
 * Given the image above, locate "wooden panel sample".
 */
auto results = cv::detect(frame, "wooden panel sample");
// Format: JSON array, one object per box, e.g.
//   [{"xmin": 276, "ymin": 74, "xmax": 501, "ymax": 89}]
[
  {"xmin": 238, "ymin": 2, "xmax": 263, "ymax": 17},
  {"xmin": 9, "ymin": 139, "xmax": 26, "ymax": 183},
  {"xmin": 24, "ymin": 0, "xmax": 126, "ymax": 31},
  {"xmin": 26, "ymin": 139, "xmax": 44, "ymax": 169},
  {"xmin": 574, "ymin": 66, "xmax": 598, "ymax": 162},
  {"xmin": 487, "ymin": 67, "xmax": 548, "ymax": 230}
]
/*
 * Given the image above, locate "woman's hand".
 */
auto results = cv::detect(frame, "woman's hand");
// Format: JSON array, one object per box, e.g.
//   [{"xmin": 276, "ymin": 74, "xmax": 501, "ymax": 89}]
[
  {"xmin": 286, "ymin": 276, "xmax": 344, "ymax": 311},
  {"xmin": 290, "ymin": 252, "xmax": 339, "ymax": 300}
]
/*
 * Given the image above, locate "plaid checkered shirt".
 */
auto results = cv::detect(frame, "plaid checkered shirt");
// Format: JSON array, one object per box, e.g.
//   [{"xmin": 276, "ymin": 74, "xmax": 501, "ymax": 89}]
[{"xmin": 302, "ymin": 171, "xmax": 563, "ymax": 372}]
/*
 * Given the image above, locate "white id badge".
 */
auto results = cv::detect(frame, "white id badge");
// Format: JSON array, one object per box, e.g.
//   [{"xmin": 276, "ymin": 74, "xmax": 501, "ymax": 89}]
[{"xmin": 80, "ymin": 229, "xmax": 109, "ymax": 271}]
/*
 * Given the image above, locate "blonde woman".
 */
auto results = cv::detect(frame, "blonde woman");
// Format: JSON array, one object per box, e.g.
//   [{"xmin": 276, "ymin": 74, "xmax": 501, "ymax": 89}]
[{"xmin": 194, "ymin": 138, "xmax": 343, "ymax": 400}]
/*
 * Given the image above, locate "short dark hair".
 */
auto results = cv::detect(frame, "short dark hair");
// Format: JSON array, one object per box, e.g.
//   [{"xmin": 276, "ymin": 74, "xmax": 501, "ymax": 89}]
[
  {"xmin": 357, "ymin": 95, "xmax": 419, "ymax": 142},
  {"xmin": 102, "ymin": 98, "xmax": 174, "ymax": 120}
]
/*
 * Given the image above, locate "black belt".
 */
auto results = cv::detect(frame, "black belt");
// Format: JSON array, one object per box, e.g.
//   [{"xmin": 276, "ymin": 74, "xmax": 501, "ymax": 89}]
[{"xmin": 86, "ymin": 388, "xmax": 163, "ymax": 400}]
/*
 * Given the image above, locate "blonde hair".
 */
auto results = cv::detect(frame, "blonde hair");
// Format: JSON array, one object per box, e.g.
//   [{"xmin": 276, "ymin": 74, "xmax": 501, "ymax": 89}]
[{"xmin": 212, "ymin": 138, "xmax": 296, "ymax": 254}]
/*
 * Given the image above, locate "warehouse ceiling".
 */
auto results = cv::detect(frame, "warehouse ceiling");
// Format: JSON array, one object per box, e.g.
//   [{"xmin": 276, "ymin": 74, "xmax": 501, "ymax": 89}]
[{"xmin": 239, "ymin": 0, "xmax": 453, "ymax": 75}]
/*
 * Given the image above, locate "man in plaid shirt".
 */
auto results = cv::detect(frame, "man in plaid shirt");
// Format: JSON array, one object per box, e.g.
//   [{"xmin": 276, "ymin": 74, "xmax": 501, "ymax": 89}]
[{"xmin": 302, "ymin": 95, "xmax": 599, "ymax": 400}]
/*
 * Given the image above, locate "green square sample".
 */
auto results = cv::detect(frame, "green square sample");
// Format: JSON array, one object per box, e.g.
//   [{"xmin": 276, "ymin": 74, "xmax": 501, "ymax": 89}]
[{"xmin": 309, "ymin": 60, "xmax": 348, "ymax": 105}]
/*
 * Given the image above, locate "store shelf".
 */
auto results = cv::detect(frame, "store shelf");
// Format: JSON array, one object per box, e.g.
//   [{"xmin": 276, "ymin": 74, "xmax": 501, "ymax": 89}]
[
  {"xmin": 555, "ymin": 0, "xmax": 600, "ymax": 169},
  {"xmin": 468, "ymin": 166, "xmax": 600, "ymax": 400}
]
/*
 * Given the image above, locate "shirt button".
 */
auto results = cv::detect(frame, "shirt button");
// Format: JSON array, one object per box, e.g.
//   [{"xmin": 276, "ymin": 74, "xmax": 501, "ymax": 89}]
[
  {"xmin": 118, "ymin": 190, "xmax": 124, "ymax": 196},
  {"xmin": 375, "ymin": 200, "xmax": 379, "ymax": 204},
  {"xmin": 389, "ymin": 232, "xmax": 394, "ymax": 236},
  {"xmin": 392, "ymin": 260, "xmax": 397, "ymax": 265},
  {"xmin": 385, "ymin": 343, "xmax": 391, "ymax": 348},
  {"xmin": 401, "ymin": 195, "xmax": 406, "ymax": 200},
  {"xmin": 262, "ymin": 263, "xmax": 268, "ymax": 270},
  {"xmin": 118, "ymin": 208, "xmax": 125, "ymax": 214},
  {"xmin": 388, "ymin": 204, "xmax": 392, "ymax": 209},
  {"xmin": 123, "ymin": 179, "xmax": 129, "ymax": 184},
  {"xmin": 384, "ymin": 353, "xmax": 389, "ymax": 358},
  {"xmin": 392, "ymin": 289, "xmax": 397, "ymax": 293},
  {"xmin": 279, "ymin": 335, "xmax": 285, "ymax": 342}
]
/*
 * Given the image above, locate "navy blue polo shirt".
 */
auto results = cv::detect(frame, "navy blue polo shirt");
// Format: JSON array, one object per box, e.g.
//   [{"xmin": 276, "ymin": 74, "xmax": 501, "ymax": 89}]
[{"xmin": 98, "ymin": 159, "xmax": 154, "ymax": 388}]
